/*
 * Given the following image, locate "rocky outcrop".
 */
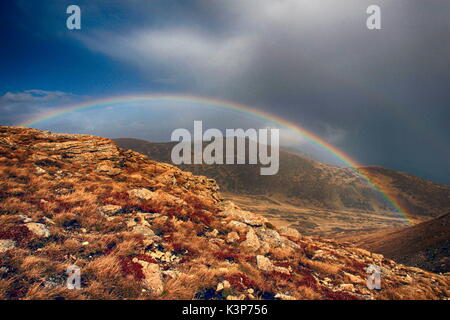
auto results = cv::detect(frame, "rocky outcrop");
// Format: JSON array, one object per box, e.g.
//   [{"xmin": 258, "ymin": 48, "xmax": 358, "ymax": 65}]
[
  {"xmin": 128, "ymin": 188, "xmax": 156, "ymax": 201},
  {"xmin": 256, "ymin": 255, "xmax": 290, "ymax": 274},
  {"xmin": 98, "ymin": 204, "xmax": 122, "ymax": 216},
  {"xmin": 240, "ymin": 229, "xmax": 260, "ymax": 251},
  {"xmin": 25, "ymin": 223, "xmax": 50, "ymax": 238},
  {"xmin": 134, "ymin": 259, "xmax": 164, "ymax": 296},
  {"xmin": 0, "ymin": 240, "xmax": 16, "ymax": 253},
  {"xmin": 221, "ymin": 201, "xmax": 268, "ymax": 227},
  {"xmin": 226, "ymin": 231, "xmax": 240, "ymax": 243},
  {"xmin": 279, "ymin": 226, "xmax": 301, "ymax": 240}
]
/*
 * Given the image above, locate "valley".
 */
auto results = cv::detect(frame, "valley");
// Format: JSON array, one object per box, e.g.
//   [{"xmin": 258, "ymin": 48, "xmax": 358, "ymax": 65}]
[
  {"xmin": 114, "ymin": 138, "xmax": 450, "ymax": 234},
  {"xmin": 223, "ymin": 192, "xmax": 408, "ymax": 237}
]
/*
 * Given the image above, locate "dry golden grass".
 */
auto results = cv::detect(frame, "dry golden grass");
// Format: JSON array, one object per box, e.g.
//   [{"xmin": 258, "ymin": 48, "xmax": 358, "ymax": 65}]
[
  {"xmin": 297, "ymin": 285, "xmax": 322, "ymax": 299},
  {"xmin": 0, "ymin": 279, "xmax": 15, "ymax": 299},
  {"xmin": 24, "ymin": 283, "xmax": 85, "ymax": 300},
  {"xmin": 111, "ymin": 236, "xmax": 145, "ymax": 257},
  {"xmin": 84, "ymin": 256, "xmax": 123, "ymax": 282},
  {"xmin": 163, "ymin": 265, "xmax": 220, "ymax": 299},
  {"xmin": 301, "ymin": 258, "xmax": 342, "ymax": 276},
  {"xmin": 20, "ymin": 256, "xmax": 56, "ymax": 278}
]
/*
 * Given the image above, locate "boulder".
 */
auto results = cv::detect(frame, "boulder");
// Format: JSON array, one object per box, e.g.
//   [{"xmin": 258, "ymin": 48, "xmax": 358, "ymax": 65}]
[
  {"xmin": 98, "ymin": 204, "xmax": 122, "ymax": 216},
  {"xmin": 132, "ymin": 225, "xmax": 155, "ymax": 237},
  {"xmin": 255, "ymin": 228, "xmax": 284, "ymax": 248},
  {"xmin": 32, "ymin": 139, "xmax": 120, "ymax": 163},
  {"xmin": 136, "ymin": 260, "xmax": 164, "ymax": 296},
  {"xmin": 221, "ymin": 209, "xmax": 267, "ymax": 226},
  {"xmin": 0, "ymin": 240, "xmax": 16, "ymax": 253},
  {"xmin": 240, "ymin": 228, "xmax": 260, "ymax": 251},
  {"xmin": 226, "ymin": 231, "xmax": 240, "ymax": 243},
  {"xmin": 279, "ymin": 227, "xmax": 301, "ymax": 240},
  {"xmin": 227, "ymin": 220, "xmax": 249, "ymax": 233},
  {"xmin": 127, "ymin": 188, "xmax": 155, "ymax": 201},
  {"xmin": 256, "ymin": 255, "xmax": 290, "ymax": 274},
  {"xmin": 256, "ymin": 255, "xmax": 274, "ymax": 272},
  {"xmin": 25, "ymin": 223, "xmax": 50, "ymax": 238}
]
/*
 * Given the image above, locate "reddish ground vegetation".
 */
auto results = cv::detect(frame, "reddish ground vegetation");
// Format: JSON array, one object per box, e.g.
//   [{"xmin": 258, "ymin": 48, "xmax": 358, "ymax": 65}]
[{"xmin": 0, "ymin": 224, "xmax": 32, "ymax": 246}]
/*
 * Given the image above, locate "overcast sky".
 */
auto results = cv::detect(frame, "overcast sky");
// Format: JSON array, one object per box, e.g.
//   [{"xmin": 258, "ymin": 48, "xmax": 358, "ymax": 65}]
[{"xmin": 0, "ymin": 0, "xmax": 449, "ymax": 184}]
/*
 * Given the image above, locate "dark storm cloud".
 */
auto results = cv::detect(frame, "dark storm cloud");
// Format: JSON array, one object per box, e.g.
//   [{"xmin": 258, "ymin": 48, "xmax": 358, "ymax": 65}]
[
  {"xmin": 1, "ymin": 0, "xmax": 449, "ymax": 183},
  {"xmin": 75, "ymin": 0, "xmax": 449, "ymax": 183}
]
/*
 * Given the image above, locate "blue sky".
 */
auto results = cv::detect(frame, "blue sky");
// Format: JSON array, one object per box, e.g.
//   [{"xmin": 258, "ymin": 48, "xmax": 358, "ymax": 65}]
[{"xmin": 0, "ymin": 0, "xmax": 449, "ymax": 184}]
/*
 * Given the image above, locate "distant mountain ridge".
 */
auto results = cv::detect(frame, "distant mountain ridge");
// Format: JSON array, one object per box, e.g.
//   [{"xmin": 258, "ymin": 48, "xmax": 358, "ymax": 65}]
[
  {"xmin": 359, "ymin": 166, "xmax": 450, "ymax": 220},
  {"xmin": 114, "ymin": 138, "xmax": 450, "ymax": 223}
]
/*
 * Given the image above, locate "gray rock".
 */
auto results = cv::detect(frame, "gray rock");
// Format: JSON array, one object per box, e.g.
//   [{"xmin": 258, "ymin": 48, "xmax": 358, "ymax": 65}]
[
  {"xmin": 255, "ymin": 228, "xmax": 284, "ymax": 248},
  {"xmin": 227, "ymin": 220, "xmax": 248, "ymax": 232},
  {"xmin": 256, "ymin": 255, "xmax": 273, "ymax": 272},
  {"xmin": 127, "ymin": 188, "xmax": 155, "ymax": 201},
  {"xmin": 240, "ymin": 228, "xmax": 260, "ymax": 251},
  {"xmin": 0, "ymin": 240, "xmax": 16, "ymax": 253},
  {"xmin": 256, "ymin": 255, "xmax": 290, "ymax": 274},
  {"xmin": 221, "ymin": 209, "xmax": 267, "ymax": 226},
  {"xmin": 25, "ymin": 223, "xmax": 50, "ymax": 238},
  {"xmin": 136, "ymin": 260, "xmax": 164, "ymax": 296},
  {"xmin": 279, "ymin": 227, "xmax": 301, "ymax": 240},
  {"xmin": 99, "ymin": 204, "xmax": 122, "ymax": 216},
  {"xmin": 226, "ymin": 231, "xmax": 240, "ymax": 243},
  {"xmin": 132, "ymin": 225, "xmax": 155, "ymax": 237}
]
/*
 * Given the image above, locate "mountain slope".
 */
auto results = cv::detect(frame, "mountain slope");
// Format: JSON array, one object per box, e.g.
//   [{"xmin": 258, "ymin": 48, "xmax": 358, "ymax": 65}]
[
  {"xmin": 340, "ymin": 213, "xmax": 450, "ymax": 273},
  {"xmin": 0, "ymin": 126, "xmax": 448, "ymax": 300},
  {"xmin": 114, "ymin": 138, "xmax": 450, "ymax": 224},
  {"xmin": 360, "ymin": 166, "xmax": 450, "ymax": 220},
  {"xmin": 114, "ymin": 139, "xmax": 391, "ymax": 213}
]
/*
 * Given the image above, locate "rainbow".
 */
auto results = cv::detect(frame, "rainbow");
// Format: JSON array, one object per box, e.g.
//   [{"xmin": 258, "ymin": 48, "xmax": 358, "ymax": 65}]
[{"xmin": 18, "ymin": 94, "xmax": 413, "ymax": 224}]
